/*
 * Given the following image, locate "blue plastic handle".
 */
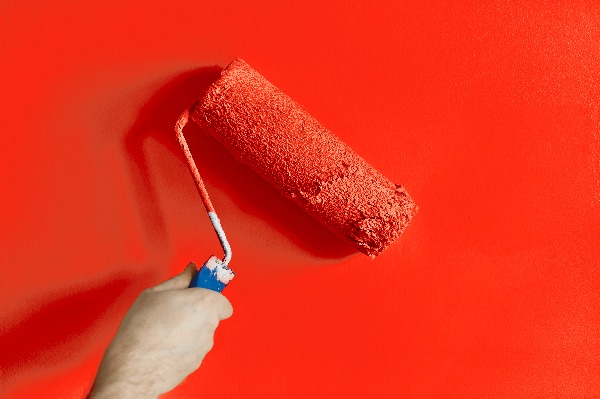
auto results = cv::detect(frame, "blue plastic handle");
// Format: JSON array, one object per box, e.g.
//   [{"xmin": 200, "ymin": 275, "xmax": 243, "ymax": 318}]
[{"xmin": 189, "ymin": 257, "xmax": 234, "ymax": 292}]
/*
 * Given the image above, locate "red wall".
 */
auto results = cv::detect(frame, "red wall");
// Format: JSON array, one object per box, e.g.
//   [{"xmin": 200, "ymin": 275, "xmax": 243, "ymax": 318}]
[{"xmin": 1, "ymin": 1, "xmax": 599, "ymax": 397}]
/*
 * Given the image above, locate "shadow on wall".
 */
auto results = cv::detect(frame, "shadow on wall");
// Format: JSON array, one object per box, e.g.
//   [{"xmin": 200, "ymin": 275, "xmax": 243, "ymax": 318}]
[
  {"xmin": 125, "ymin": 66, "xmax": 357, "ymax": 260},
  {"xmin": 0, "ymin": 277, "xmax": 132, "ymax": 391}
]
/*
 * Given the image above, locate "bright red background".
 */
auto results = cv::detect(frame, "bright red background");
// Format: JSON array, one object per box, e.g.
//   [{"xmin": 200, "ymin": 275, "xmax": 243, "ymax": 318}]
[{"xmin": 1, "ymin": 1, "xmax": 599, "ymax": 397}]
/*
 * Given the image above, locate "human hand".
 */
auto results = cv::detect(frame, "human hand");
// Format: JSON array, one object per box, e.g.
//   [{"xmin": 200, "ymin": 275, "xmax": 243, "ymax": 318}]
[{"xmin": 90, "ymin": 263, "xmax": 233, "ymax": 399}]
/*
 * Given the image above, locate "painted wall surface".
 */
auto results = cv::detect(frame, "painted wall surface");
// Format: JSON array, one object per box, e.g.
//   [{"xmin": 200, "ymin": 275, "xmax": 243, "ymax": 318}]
[{"xmin": 1, "ymin": 1, "xmax": 599, "ymax": 397}]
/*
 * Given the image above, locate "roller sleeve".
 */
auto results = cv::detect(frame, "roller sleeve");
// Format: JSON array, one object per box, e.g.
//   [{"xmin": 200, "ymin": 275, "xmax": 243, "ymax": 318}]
[{"xmin": 190, "ymin": 58, "xmax": 417, "ymax": 257}]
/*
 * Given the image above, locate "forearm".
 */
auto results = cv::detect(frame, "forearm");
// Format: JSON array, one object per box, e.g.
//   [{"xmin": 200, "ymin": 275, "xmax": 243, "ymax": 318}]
[
  {"xmin": 90, "ymin": 351, "xmax": 159, "ymax": 399},
  {"xmin": 90, "ymin": 380, "xmax": 155, "ymax": 399}
]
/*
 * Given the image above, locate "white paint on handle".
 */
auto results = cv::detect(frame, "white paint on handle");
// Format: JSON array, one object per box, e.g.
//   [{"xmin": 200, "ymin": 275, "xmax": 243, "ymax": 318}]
[
  {"xmin": 208, "ymin": 212, "xmax": 232, "ymax": 265},
  {"xmin": 206, "ymin": 256, "xmax": 235, "ymax": 284}
]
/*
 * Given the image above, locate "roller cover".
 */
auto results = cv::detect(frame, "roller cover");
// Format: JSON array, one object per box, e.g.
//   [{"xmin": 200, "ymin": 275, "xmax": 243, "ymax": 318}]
[{"xmin": 190, "ymin": 58, "xmax": 417, "ymax": 257}]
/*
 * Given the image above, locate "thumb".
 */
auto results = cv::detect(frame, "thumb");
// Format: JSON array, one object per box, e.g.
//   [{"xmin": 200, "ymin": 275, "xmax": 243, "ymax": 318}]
[{"xmin": 151, "ymin": 262, "xmax": 198, "ymax": 292}]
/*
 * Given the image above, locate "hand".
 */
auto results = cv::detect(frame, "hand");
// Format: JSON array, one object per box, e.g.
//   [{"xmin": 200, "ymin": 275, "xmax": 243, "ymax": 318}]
[{"xmin": 90, "ymin": 263, "xmax": 233, "ymax": 399}]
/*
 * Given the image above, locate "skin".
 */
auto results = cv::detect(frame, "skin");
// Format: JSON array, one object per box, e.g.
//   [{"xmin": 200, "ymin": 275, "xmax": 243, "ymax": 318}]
[{"xmin": 90, "ymin": 263, "xmax": 233, "ymax": 399}]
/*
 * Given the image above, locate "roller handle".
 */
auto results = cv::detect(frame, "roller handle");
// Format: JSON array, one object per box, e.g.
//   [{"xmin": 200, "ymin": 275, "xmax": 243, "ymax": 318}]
[{"xmin": 189, "ymin": 257, "xmax": 234, "ymax": 293}]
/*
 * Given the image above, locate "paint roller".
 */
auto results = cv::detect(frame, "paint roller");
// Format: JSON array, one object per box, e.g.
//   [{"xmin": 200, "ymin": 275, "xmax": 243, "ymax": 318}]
[{"xmin": 175, "ymin": 58, "xmax": 418, "ymax": 292}]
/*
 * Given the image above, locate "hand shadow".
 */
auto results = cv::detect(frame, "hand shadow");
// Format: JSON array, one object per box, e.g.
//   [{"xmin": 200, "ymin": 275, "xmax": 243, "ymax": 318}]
[{"xmin": 125, "ymin": 66, "xmax": 357, "ymax": 260}]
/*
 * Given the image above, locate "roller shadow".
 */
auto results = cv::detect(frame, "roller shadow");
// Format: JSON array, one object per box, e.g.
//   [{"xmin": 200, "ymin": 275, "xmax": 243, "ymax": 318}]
[
  {"xmin": 125, "ymin": 66, "xmax": 357, "ymax": 260},
  {"xmin": 124, "ymin": 66, "xmax": 224, "ymax": 245}
]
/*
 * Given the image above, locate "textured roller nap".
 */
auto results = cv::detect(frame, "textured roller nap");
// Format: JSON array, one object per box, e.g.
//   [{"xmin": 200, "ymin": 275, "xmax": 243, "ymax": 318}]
[{"xmin": 190, "ymin": 58, "xmax": 417, "ymax": 257}]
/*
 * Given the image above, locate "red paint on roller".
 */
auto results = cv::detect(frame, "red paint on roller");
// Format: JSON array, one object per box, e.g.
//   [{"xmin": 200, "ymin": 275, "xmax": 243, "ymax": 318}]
[{"xmin": 190, "ymin": 58, "xmax": 417, "ymax": 257}]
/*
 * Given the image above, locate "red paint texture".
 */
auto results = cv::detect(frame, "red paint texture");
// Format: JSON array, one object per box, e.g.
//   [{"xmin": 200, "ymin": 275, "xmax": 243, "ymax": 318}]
[
  {"xmin": 1, "ymin": 1, "xmax": 600, "ymax": 398},
  {"xmin": 191, "ymin": 58, "xmax": 417, "ymax": 257}
]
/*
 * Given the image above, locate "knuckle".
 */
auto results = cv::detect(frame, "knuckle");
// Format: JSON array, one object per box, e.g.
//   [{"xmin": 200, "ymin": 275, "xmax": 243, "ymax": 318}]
[
  {"xmin": 203, "ymin": 317, "xmax": 219, "ymax": 331},
  {"xmin": 204, "ymin": 337, "xmax": 215, "ymax": 352}
]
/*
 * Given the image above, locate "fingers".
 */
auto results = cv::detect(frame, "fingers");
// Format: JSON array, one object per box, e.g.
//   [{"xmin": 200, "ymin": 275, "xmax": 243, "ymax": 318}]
[
  {"xmin": 151, "ymin": 263, "xmax": 198, "ymax": 292},
  {"xmin": 215, "ymin": 293, "xmax": 233, "ymax": 320},
  {"xmin": 197, "ymin": 289, "xmax": 234, "ymax": 320},
  {"xmin": 149, "ymin": 263, "xmax": 233, "ymax": 319}
]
